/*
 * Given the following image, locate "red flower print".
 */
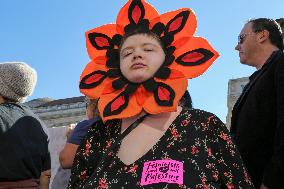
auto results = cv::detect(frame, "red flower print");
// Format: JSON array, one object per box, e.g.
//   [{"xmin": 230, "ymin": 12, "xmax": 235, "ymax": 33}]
[
  {"xmin": 191, "ymin": 145, "xmax": 199, "ymax": 155},
  {"xmin": 84, "ymin": 141, "xmax": 91, "ymax": 155},
  {"xmin": 181, "ymin": 119, "xmax": 189, "ymax": 126},
  {"xmin": 244, "ymin": 169, "xmax": 252, "ymax": 183},
  {"xmin": 206, "ymin": 163, "xmax": 212, "ymax": 169},
  {"xmin": 106, "ymin": 140, "xmax": 112, "ymax": 148},
  {"xmin": 207, "ymin": 148, "xmax": 212, "ymax": 156},
  {"xmin": 79, "ymin": 170, "xmax": 87, "ymax": 180},
  {"xmin": 226, "ymin": 183, "xmax": 234, "ymax": 189},
  {"xmin": 127, "ymin": 165, "xmax": 138, "ymax": 173},
  {"xmin": 220, "ymin": 132, "xmax": 229, "ymax": 141},
  {"xmin": 99, "ymin": 178, "xmax": 108, "ymax": 189},
  {"xmin": 224, "ymin": 171, "xmax": 233, "ymax": 179},
  {"xmin": 171, "ymin": 128, "xmax": 180, "ymax": 138}
]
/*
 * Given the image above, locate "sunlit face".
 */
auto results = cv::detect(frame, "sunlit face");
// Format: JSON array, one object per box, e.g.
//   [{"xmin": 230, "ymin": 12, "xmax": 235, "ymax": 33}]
[
  {"xmin": 235, "ymin": 22, "xmax": 259, "ymax": 67},
  {"xmin": 119, "ymin": 34, "xmax": 165, "ymax": 83}
]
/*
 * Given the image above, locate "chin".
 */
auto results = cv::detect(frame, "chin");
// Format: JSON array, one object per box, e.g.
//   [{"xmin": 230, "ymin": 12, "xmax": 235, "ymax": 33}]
[
  {"xmin": 128, "ymin": 75, "xmax": 149, "ymax": 83},
  {"xmin": 129, "ymin": 77, "xmax": 148, "ymax": 83}
]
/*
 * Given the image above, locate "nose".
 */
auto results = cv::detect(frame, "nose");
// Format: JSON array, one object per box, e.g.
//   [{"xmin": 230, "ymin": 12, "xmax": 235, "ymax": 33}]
[
  {"xmin": 133, "ymin": 49, "xmax": 143, "ymax": 60},
  {"xmin": 235, "ymin": 43, "xmax": 240, "ymax": 51}
]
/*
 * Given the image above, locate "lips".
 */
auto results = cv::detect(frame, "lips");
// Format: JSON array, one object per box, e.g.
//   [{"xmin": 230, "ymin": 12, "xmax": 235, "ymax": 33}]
[{"xmin": 131, "ymin": 62, "xmax": 146, "ymax": 69}]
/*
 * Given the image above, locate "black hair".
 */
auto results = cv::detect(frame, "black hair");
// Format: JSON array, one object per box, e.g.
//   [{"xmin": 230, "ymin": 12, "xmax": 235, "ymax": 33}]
[
  {"xmin": 248, "ymin": 18, "xmax": 283, "ymax": 50},
  {"xmin": 119, "ymin": 30, "xmax": 166, "ymax": 53},
  {"xmin": 179, "ymin": 90, "xmax": 193, "ymax": 109}
]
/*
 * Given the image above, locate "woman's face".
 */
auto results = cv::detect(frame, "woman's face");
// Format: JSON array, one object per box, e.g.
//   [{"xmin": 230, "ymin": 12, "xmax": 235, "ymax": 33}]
[{"xmin": 119, "ymin": 34, "xmax": 165, "ymax": 83}]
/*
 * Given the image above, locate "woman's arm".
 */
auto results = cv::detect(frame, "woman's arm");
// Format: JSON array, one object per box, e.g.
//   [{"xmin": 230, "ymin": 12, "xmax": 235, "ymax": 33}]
[{"xmin": 59, "ymin": 143, "xmax": 79, "ymax": 169}]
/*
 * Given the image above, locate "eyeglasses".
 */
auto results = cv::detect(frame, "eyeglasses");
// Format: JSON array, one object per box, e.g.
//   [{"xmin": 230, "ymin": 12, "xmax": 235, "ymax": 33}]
[
  {"xmin": 237, "ymin": 30, "xmax": 262, "ymax": 44},
  {"xmin": 237, "ymin": 32, "xmax": 255, "ymax": 44}
]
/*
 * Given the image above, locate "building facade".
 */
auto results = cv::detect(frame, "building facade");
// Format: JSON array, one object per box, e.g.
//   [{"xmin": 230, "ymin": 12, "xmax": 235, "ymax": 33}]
[
  {"xmin": 226, "ymin": 77, "xmax": 249, "ymax": 128},
  {"xmin": 25, "ymin": 96, "xmax": 86, "ymax": 128}
]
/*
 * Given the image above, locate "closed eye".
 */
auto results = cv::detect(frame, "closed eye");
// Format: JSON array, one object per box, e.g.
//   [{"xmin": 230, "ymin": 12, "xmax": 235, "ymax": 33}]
[
  {"xmin": 122, "ymin": 51, "xmax": 133, "ymax": 57},
  {"xmin": 144, "ymin": 48, "xmax": 153, "ymax": 52}
]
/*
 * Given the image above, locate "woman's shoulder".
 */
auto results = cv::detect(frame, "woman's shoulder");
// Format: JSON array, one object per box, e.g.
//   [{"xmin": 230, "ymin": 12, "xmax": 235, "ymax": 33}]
[
  {"xmin": 181, "ymin": 107, "xmax": 222, "ymax": 122},
  {"xmin": 179, "ymin": 107, "xmax": 226, "ymax": 131}
]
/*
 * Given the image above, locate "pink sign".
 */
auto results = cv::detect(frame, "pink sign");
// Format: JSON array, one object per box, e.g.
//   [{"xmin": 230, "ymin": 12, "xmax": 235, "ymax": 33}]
[{"xmin": 140, "ymin": 160, "xmax": 183, "ymax": 186}]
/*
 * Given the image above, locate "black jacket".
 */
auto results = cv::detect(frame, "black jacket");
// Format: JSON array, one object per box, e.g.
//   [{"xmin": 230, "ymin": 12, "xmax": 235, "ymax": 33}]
[
  {"xmin": 231, "ymin": 50, "xmax": 284, "ymax": 189},
  {"xmin": 0, "ymin": 103, "xmax": 50, "ymax": 181}
]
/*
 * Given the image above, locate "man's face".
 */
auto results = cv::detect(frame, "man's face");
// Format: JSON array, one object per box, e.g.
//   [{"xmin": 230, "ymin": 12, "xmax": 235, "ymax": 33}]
[{"xmin": 235, "ymin": 23, "xmax": 259, "ymax": 67}]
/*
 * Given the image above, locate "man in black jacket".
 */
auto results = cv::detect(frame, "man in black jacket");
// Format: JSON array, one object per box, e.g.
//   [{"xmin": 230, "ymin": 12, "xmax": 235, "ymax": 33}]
[
  {"xmin": 231, "ymin": 18, "xmax": 284, "ymax": 189},
  {"xmin": 0, "ymin": 62, "xmax": 51, "ymax": 189}
]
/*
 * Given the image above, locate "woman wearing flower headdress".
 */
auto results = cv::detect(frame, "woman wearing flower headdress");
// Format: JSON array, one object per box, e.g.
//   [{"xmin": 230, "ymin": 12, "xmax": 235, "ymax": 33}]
[{"xmin": 68, "ymin": 0, "xmax": 254, "ymax": 188}]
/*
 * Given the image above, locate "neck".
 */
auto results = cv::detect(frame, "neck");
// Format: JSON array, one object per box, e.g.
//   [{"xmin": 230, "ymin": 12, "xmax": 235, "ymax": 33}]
[
  {"xmin": 254, "ymin": 45, "xmax": 279, "ymax": 70},
  {"xmin": 121, "ymin": 106, "xmax": 182, "ymax": 131},
  {"xmin": 0, "ymin": 96, "xmax": 6, "ymax": 104}
]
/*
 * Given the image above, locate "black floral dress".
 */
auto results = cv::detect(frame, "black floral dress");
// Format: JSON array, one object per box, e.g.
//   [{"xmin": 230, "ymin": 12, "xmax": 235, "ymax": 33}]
[{"xmin": 68, "ymin": 108, "xmax": 254, "ymax": 189}]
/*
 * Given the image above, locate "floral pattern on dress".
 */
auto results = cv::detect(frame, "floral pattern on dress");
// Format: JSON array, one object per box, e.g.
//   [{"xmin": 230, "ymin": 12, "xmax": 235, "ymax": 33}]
[{"xmin": 68, "ymin": 108, "xmax": 254, "ymax": 189}]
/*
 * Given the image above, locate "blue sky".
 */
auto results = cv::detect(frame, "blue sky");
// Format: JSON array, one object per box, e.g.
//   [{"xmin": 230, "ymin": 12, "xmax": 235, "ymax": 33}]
[{"xmin": 1, "ymin": 0, "xmax": 283, "ymax": 122}]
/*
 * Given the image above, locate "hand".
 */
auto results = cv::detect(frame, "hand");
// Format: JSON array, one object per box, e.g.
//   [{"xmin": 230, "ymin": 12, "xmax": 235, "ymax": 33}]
[
  {"xmin": 260, "ymin": 184, "xmax": 268, "ymax": 189},
  {"xmin": 66, "ymin": 124, "xmax": 75, "ymax": 138}
]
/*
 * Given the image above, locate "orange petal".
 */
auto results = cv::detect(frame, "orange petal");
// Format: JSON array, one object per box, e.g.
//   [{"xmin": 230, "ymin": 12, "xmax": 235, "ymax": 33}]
[
  {"xmin": 85, "ymin": 24, "xmax": 123, "ymax": 61},
  {"xmin": 79, "ymin": 61, "xmax": 111, "ymax": 99},
  {"xmin": 170, "ymin": 36, "xmax": 219, "ymax": 79},
  {"xmin": 152, "ymin": 8, "xmax": 197, "ymax": 45},
  {"xmin": 135, "ymin": 85, "xmax": 151, "ymax": 106},
  {"xmin": 116, "ymin": 0, "xmax": 159, "ymax": 28},
  {"xmin": 94, "ymin": 56, "xmax": 107, "ymax": 65},
  {"xmin": 168, "ymin": 69, "xmax": 185, "ymax": 79},
  {"xmin": 143, "ymin": 78, "xmax": 188, "ymax": 114},
  {"xmin": 102, "ymin": 81, "xmax": 117, "ymax": 95},
  {"xmin": 99, "ymin": 90, "xmax": 142, "ymax": 121}
]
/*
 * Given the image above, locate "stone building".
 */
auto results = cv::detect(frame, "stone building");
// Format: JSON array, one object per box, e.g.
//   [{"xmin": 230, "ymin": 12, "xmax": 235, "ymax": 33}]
[
  {"xmin": 226, "ymin": 77, "xmax": 249, "ymax": 128},
  {"xmin": 25, "ymin": 96, "xmax": 86, "ymax": 128}
]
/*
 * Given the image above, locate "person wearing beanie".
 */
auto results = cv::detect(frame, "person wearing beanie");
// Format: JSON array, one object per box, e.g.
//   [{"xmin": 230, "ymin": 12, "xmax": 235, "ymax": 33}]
[{"xmin": 0, "ymin": 62, "xmax": 51, "ymax": 189}]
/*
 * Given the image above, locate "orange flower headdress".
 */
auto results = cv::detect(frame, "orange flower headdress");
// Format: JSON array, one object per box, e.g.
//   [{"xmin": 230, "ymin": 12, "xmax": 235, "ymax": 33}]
[{"xmin": 79, "ymin": 0, "xmax": 219, "ymax": 121}]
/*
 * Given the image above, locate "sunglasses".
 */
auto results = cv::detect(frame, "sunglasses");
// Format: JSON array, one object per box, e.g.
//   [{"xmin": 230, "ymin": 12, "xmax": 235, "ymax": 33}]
[
  {"xmin": 237, "ymin": 30, "xmax": 262, "ymax": 44},
  {"xmin": 237, "ymin": 33, "xmax": 255, "ymax": 44}
]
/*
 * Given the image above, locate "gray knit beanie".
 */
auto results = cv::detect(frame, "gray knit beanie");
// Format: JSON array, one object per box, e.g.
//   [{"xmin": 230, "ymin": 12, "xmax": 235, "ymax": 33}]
[{"xmin": 0, "ymin": 62, "xmax": 37, "ymax": 102}]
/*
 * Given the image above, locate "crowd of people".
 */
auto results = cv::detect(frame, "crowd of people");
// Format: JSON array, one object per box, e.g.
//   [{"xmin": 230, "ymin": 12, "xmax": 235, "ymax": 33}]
[{"xmin": 1, "ymin": 0, "xmax": 283, "ymax": 189}]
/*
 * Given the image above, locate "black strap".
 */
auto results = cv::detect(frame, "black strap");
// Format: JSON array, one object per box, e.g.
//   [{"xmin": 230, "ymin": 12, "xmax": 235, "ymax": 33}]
[
  {"xmin": 112, "ymin": 113, "xmax": 149, "ymax": 150},
  {"xmin": 81, "ymin": 113, "xmax": 149, "ymax": 189}
]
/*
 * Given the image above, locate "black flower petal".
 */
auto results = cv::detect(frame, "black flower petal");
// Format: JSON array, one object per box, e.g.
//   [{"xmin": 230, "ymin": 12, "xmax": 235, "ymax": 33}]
[
  {"xmin": 125, "ymin": 83, "xmax": 139, "ymax": 94},
  {"xmin": 151, "ymin": 22, "xmax": 165, "ymax": 36},
  {"xmin": 106, "ymin": 49, "xmax": 119, "ymax": 58},
  {"xmin": 163, "ymin": 54, "xmax": 175, "ymax": 66},
  {"xmin": 107, "ymin": 69, "xmax": 121, "ymax": 78},
  {"xmin": 155, "ymin": 67, "xmax": 171, "ymax": 79},
  {"xmin": 111, "ymin": 34, "xmax": 123, "ymax": 47},
  {"xmin": 106, "ymin": 58, "xmax": 120, "ymax": 69},
  {"xmin": 166, "ymin": 46, "xmax": 176, "ymax": 55},
  {"xmin": 161, "ymin": 34, "xmax": 174, "ymax": 47},
  {"xmin": 143, "ymin": 79, "xmax": 158, "ymax": 92},
  {"xmin": 112, "ymin": 77, "xmax": 127, "ymax": 90}
]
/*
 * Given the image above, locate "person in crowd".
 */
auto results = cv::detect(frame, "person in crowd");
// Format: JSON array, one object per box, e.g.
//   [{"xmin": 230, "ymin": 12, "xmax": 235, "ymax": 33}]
[
  {"xmin": 231, "ymin": 18, "xmax": 284, "ymax": 189},
  {"xmin": 0, "ymin": 62, "xmax": 51, "ymax": 189},
  {"xmin": 59, "ymin": 98, "xmax": 99, "ymax": 169},
  {"xmin": 68, "ymin": 0, "xmax": 254, "ymax": 188},
  {"xmin": 276, "ymin": 18, "xmax": 284, "ymax": 43}
]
